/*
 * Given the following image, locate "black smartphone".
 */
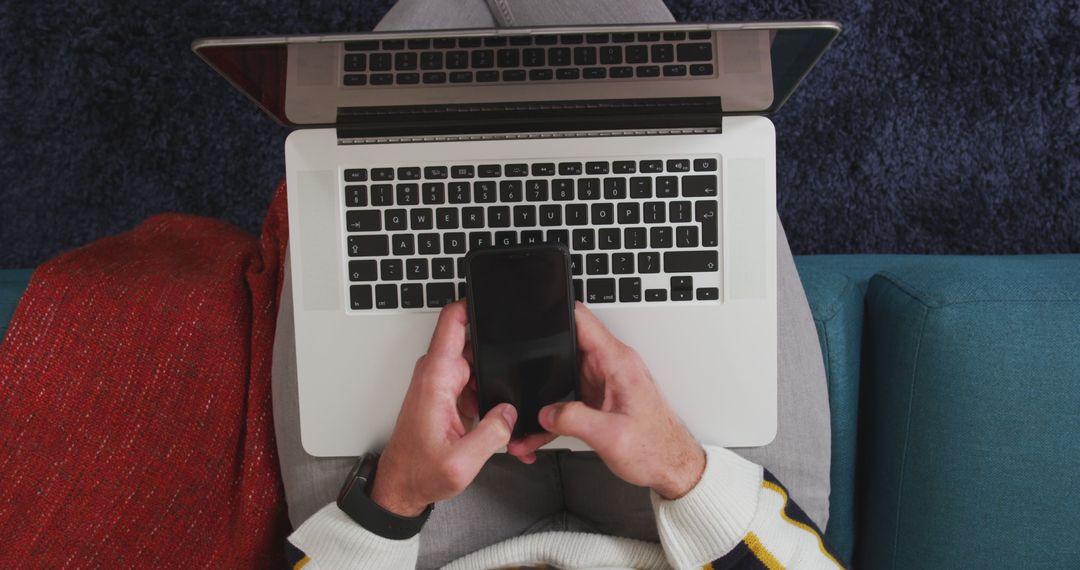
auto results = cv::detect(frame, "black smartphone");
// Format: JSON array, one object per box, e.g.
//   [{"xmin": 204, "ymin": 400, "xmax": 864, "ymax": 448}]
[{"xmin": 465, "ymin": 244, "xmax": 579, "ymax": 436}]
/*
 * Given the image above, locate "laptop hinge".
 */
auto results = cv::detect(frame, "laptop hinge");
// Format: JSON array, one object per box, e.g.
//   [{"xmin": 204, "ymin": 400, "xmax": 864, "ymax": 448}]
[{"xmin": 334, "ymin": 97, "xmax": 722, "ymax": 143}]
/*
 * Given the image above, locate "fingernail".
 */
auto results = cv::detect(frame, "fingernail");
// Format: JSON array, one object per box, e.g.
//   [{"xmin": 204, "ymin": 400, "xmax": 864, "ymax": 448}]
[
  {"xmin": 500, "ymin": 404, "xmax": 516, "ymax": 428},
  {"xmin": 539, "ymin": 405, "xmax": 555, "ymax": 428}
]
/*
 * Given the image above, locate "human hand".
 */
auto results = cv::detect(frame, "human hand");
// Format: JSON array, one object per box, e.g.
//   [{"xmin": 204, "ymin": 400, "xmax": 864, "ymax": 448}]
[
  {"xmin": 507, "ymin": 302, "xmax": 705, "ymax": 500},
  {"xmin": 369, "ymin": 300, "xmax": 517, "ymax": 516}
]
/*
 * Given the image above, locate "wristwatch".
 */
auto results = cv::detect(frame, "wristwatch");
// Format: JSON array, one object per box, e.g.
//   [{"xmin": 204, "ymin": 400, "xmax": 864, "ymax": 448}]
[{"xmin": 336, "ymin": 453, "xmax": 434, "ymax": 540}]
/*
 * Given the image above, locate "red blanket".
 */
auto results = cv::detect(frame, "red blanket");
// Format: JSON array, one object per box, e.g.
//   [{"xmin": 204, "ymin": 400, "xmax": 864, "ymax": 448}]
[{"xmin": 0, "ymin": 184, "xmax": 292, "ymax": 567}]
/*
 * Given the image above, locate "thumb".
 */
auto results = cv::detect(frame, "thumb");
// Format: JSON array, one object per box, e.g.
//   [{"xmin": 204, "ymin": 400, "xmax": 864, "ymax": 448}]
[
  {"xmin": 539, "ymin": 401, "xmax": 620, "ymax": 448},
  {"xmin": 454, "ymin": 403, "xmax": 516, "ymax": 468}
]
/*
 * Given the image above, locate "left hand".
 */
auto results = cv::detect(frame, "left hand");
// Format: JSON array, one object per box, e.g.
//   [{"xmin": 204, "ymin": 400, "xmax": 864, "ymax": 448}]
[{"xmin": 370, "ymin": 300, "xmax": 518, "ymax": 516}]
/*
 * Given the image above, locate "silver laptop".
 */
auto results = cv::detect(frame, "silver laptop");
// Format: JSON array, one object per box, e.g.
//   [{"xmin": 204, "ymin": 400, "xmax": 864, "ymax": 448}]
[{"xmin": 194, "ymin": 21, "xmax": 839, "ymax": 457}]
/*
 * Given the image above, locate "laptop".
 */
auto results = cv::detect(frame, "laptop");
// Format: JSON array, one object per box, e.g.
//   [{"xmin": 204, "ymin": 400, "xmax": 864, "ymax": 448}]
[{"xmin": 193, "ymin": 21, "xmax": 839, "ymax": 457}]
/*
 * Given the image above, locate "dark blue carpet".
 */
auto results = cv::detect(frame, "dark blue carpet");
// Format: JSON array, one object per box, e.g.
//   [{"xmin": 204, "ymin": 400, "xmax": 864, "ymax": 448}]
[{"xmin": 1, "ymin": 1, "xmax": 1077, "ymax": 268}]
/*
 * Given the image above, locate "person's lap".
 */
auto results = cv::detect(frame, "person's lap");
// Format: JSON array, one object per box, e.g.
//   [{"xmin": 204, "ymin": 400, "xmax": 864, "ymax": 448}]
[{"xmin": 274, "ymin": 2, "xmax": 831, "ymax": 568}]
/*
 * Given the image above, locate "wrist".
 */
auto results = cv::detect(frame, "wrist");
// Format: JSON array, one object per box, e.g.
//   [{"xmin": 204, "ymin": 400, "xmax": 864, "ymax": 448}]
[
  {"xmin": 369, "ymin": 469, "xmax": 427, "ymax": 517},
  {"xmin": 652, "ymin": 442, "xmax": 706, "ymax": 500}
]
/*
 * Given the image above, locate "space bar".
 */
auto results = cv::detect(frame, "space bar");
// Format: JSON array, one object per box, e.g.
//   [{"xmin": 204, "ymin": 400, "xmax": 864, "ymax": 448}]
[{"xmin": 664, "ymin": 251, "xmax": 720, "ymax": 272}]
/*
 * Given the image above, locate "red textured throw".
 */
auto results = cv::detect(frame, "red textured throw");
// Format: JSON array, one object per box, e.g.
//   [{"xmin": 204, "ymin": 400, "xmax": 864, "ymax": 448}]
[{"xmin": 0, "ymin": 183, "xmax": 292, "ymax": 566}]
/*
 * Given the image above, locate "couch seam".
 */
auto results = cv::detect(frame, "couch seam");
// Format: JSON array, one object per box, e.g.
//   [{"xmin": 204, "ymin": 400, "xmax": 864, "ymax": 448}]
[{"xmin": 874, "ymin": 271, "xmax": 1080, "ymax": 307}]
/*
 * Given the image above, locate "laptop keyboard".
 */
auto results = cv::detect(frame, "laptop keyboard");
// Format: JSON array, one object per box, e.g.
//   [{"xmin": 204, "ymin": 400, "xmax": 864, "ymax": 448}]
[
  {"xmin": 342, "ymin": 31, "xmax": 716, "ymax": 87},
  {"xmin": 342, "ymin": 156, "xmax": 722, "ymax": 311}
]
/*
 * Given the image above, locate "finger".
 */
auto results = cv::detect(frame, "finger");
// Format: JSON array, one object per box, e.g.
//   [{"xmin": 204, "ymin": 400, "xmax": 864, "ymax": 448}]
[
  {"xmin": 538, "ymin": 401, "xmax": 621, "ymax": 449},
  {"xmin": 574, "ymin": 302, "xmax": 621, "ymax": 356},
  {"xmin": 456, "ymin": 382, "xmax": 479, "ymax": 421},
  {"xmin": 507, "ymin": 432, "xmax": 557, "ymax": 460},
  {"xmin": 453, "ymin": 403, "xmax": 516, "ymax": 471},
  {"xmin": 427, "ymin": 300, "xmax": 469, "ymax": 359}
]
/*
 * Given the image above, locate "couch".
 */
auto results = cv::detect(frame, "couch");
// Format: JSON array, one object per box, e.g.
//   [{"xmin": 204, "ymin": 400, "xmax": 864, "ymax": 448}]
[{"xmin": 3, "ymin": 254, "xmax": 1078, "ymax": 567}]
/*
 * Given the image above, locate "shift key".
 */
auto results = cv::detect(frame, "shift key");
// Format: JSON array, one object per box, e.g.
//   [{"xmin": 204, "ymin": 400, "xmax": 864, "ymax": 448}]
[{"xmin": 664, "ymin": 250, "xmax": 719, "ymax": 272}]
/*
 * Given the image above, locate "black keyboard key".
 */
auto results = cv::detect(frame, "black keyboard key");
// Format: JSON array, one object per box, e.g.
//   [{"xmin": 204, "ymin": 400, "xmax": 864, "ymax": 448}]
[
  {"xmin": 494, "ymin": 231, "xmax": 516, "ymax": 247},
  {"xmin": 636, "ymin": 65, "xmax": 660, "ymax": 77},
  {"xmin": 682, "ymin": 174, "xmax": 718, "ymax": 197},
  {"xmin": 458, "ymin": 282, "xmax": 468, "ymax": 300},
  {"xmin": 458, "ymin": 37, "xmax": 481, "ymax": 48},
  {"xmin": 422, "ymin": 72, "xmax": 447, "ymax": 84},
  {"xmin": 372, "ymin": 167, "xmax": 395, "ymax": 181},
  {"xmin": 348, "ymin": 235, "xmax": 389, "ymax": 257},
  {"xmin": 612, "ymin": 33, "xmax": 635, "ymax": 43},
  {"xmin": 650, "ymin": 227, "xmax": 673, "ymax": 248},
  {"xmin": 446, "ymin": 50, "xmax": 469, "ymax": 69},
  {"xmin": 643, "ymin": 201, "xmax": 666, "ymax": 223},
  {"xmin": 552, "ymin": 179, "xmax": 575, "ymax": 200},
  {"xmin": 503, "ymin": 164, "xmax": 528, "ymax": 178},
  {"xmin": 630, "ymin": 177, "xmax": 652, "ymax": 198},
  {"xmin": 565, "ymin": 204, "xmax": 588, "ymax": 226},
  {"xmin": 559, "ymin": 162, "xmax": 583, "ymax": 175},
  {"xmin": 345, "ymin": 168, "xmax": 368, "ymax": 182},
  {"xmin": 612, "ymin": 252, "xmax": 635, "ymax": 275},
  {"xmin": 603, "ymin": 178, "xmax": 626, "ymax": 199},
  {"xmin": 690, "ymin": 63, "xmax": 715, "ymax": 76},
  {"xmin": 549, "ymin": 47, "xmax": 572, "ymax": 66},
  {"xmin": 613, "ymin": 160, "xmax": 637, "ymax": 174},
  {"xmin": 345, "ymin": 41, "xmax": 379, "ymax": 51},
  {"xmin": 591, "ymin": 203, "xmax": 614, "ymax": 225},
  {"xmin": 666, "ymin": 159, "xmax": 691, "ymax": 173},
  {"xmin": 449, "ymin": 182, "xmax": 470, "ymax": 204},
  {"xmin": 676, "ymin": 225, "xmax": 699, "ymax": 247},
  {"xmin": 650, "ymin": 44, "xmax": 674, "ymax": 63},
  {"xmin": 488, "ymin": 206, "xmax": 511, "ymax": 227},
  {"xmin": 395, "ymin": 52, "xmax": 417, "ymax": 70},
  {"xmin": 433, "ymin": 38, "xmax": 456, "ymax": 49},
  {"xmin": 408, "ymin": 38, "xmax": 431, "ymax": 49},
  {"xmin": 396, "ymin": 183, "xmax": 419, "ymax": 205},
  {"xmin": 344, "ymin": 74, "xmax": 368, "ymax": 86},
  {"xmin": 520, "ymin": 230, "xmax": 543, "ymax": 244},
  {"xmin": 450, "ymin": 71, "xmax": 474, "ymax": 83},
  {"xmin": 677, "ymin": 42, "xmax": 713, "ymax": 62},
  {"xmin": 483, "ymin": 36, "xmax": 507, "ymax": 47},
  {"xmin": 693, "ymin": 158, "xmax": 717, "ymax": 171},
  {"xmin": 345, "ymin": 185, "xmax": 368, "ymax": 207},
  {"xmin": 471, "ymin": 49, "xmax": 495, "ymax": 68},
  {"xmin": 382, "ymin": 39, "xmax": 405, "ymax": 50},
  {"xmin": 638, "ymin": 32, "xmax": 661, "ymax": 42},
  {"xmin": 432, "ymin": 257, "xmax": 455, "ymax": 280},
  {"xmin": 469, "ymin": 231, "xmax": 492, "ymax": 250},
  {"xmin": 656, "ymin": 176, "xmax": 678, "ymax": 198},
  {"xmin": 513, "ymin": 205, "xmax": 536, "ymax": 227},
  {"xmin": 346, "ymin": 210, "xmax": 381, "ymax": 232},
  {"xmin": 669, "ymin": 200, "xmax": 692, "ymax": 223},
  {"xmin": 398, "ymin": 166, "xmax": 421, "ymax": 180},
  {"xmin": 451, "ymin": 165, "xmax": 474, "ymax": 178},
  {"xmin": 401, "ymin": 283, "xmax": 423, "ymax": 308},
  {"xmin": 526, "ymin": 179, "xmax": 549, "ymax": 201},
  {"xmin": 573, "ymin": 279, "xmax": 584, "ymax": 302},
  {"xmin": 689, "ymin": 31, "xmax": 711, "ymax": 40},
  {"xmin": 645, "ymin": 288, "xmax": 667, "ymax": 302},
  {"xmin": 462, "ymin": 207, "xmax": 485, "ymax": 228},
  {"xmin": 671, "ymin": 275, "xmax": 693, "ymax": 290},
  {"xmin": 610, "ymin": 66, "xmax": 634, "ymax": 78},
  {"xmin": 444, "ymin": 232, "xmax": 466, "ymax": 254},
  {"xmin": 478, "ymin": 164, "xmax": 502, "ymax": 178},
  {"xmin": 697, "ymin": 287, "xmax": 719, "ymax": 300},
  {"xmin": 529, "ymin": 69, "xmax": 553, "ymax": 80},
  {"xmin": 350, "ymin": 285, "xmax": 373, "ymax": 310},
  {"xmin": 638, "ymin": 252, "xmax": 660, "ymax": 273},
  {"xmin": 625, "ymin": 227, "xmax": 647, "ymax": 249},
  {"xmin": 349, "ymin": 260, "xmax": 378, "ymax": 282},
  {"xmin": 664, "ymin": 31, "xmax": 686, "ymax": 41},
  {"xmin": 371, "ymin": 73, "xmax": 394, "ymax": 86},
  {"xmin": 420, "ymin": 51, "xmax": 443, "ymax": 69},
  {"xmin": 457, "ymin": 257, "xmax": 467, "ymax": 278},
  {"xmin": 407, "ymin": 258, "xmax": 429, "ymax": 280},
  {"xmin": 535, "ymin": 34, "xmax": 559, "ymax": 45},
  {"xmin": 583, "ymin": 67, "xmax": 607, "ymax": 79},
  {"xmin": 417, "ymin": 232, "xmax": 440, "ymax": 254},
  {"xmin": 509, "ymin": 35, "xmax": 532, "ymax": 46},
  {"xmin": 345, "ymin": 53, "xmax": 368, "ymax": 72},
  {"xmin": 619, "ymin": 277, "xmax": 642, "ymax": 302},
  {"xmin": 696, "ymin": 200, "xmax": 719, "ymax": 247},
  {"xmin": 381, "ymin": 259, "xmax": 403, "ymax": 281},
  {"xmin": 672, "ymin": 288, "xmax": 693, "ymax": 302},
  {"xmin": 586, "ymin": 33, "xmax": 609, "ymax": 44},
  {"xmin": 599, "ymin": 45, "xmax": 622, "ymax": 64},
  {"xmin": 586, "ymin": 161, "xmax": 609, "ymax": 175},
  {"xmin": 436, "ymin": 207, "xmax": 458, "ymax": 229},
  {"xmin": 586, "ymin": 278, "xmax": 616, "ymax": 303},
  {"xmin": 573, "ymin": 228, "xmax": 595, "ymax": 250},
  {"xmin": 426, "ymin": 283, "xmax": 456, "ymax": 308},
  {"xmin": 385, "ymin": 209, "xmax": 407, "ymax": 230},
  {"xmin": 663, "ymin": 64, "xmax": 687, "ymax": 77},
  {"xmin": 531, "ymin": 163, "xmax": 556, "ymax": 176},
  {"xmin": 577, "ymin": 178, "xmax": 600, "ymax": 200},
  {"xmin": 598, "ymin": 227, "xmax": 620, "ymax": 250},
  {"xmin": 500, "ymin": 180, "xmax": 523, "ymax": 202},
  {"xmin": 574, "ymin": 46, "xmax": 597, "ymax": 66},
  {"xmin": 370, "ymin": 53, "xmax": 392, "ymax": 71},
  {"xmin": 639, "ymin": 160, "xmax": 662, "ymax": 173},
  {"xmin": 423, "ymin": 181, "xmax": 446, "ymax": 203},
  {"xmin": 617, "ymin": 202, "xmax": 640, "ymax": 224},
  {"xmin": 586, "ymin": 253, "xmax": 608, "ymax": 275},
  {"xmin": 478, "ymin": 70, "xmax": 501, "ymax": 82},
  {"xmin": 392, "ymin": 234, "xmax": 415, "ymax": 255},
  {"xmin": 665, "ymin": 250, "xmax": 719, "ymax": 272},
  {"xmin": 547, "ymin": 229, "xmax": 570, "ymax": 247},
  {"xmin": 424, "ymin": 166, "xmax": 448, "ymax": 179},
  {"xmin": 523, "ymin": 48, "xmax": 546, "ymax": 66},
  {"xmin": 569, "ymin": 254, "xmax": 583, "ymax": 276},
  {"xmin": 626, "ymin": 45, "xmax": 648, "ymax": 63},
  {"xmin": 560, "ymin": 34, "xmax": 584, "ymax": 45},
  {"xmin": 497, "ymin": 48, "xmax": 519, "ymax": 67},
  {"xmin": 375, "ymin": 284, "xmax": 398, "ymax": 309}
]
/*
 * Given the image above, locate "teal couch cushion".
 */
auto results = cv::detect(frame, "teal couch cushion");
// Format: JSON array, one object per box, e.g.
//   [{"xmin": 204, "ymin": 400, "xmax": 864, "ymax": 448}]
[
  {"xmin": 858, "ymin": 255, "xmax": 1080, "ymax": 568},
  {"xmin": 0, "ymin": 269, "xmax": 33, "ymax": 341}
]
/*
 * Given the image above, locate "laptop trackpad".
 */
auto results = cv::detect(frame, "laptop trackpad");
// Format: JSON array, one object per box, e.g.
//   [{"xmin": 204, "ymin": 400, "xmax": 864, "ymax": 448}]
[{"xmin": 727, "ymin": 158, "xmax": 767, "ymax": 300}]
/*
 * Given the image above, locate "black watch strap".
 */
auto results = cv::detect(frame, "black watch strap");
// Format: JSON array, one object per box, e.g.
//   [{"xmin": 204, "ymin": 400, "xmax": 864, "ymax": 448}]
[{"xmin": 336, "ymin": 453, "xmax": 433, "ymax": 540}]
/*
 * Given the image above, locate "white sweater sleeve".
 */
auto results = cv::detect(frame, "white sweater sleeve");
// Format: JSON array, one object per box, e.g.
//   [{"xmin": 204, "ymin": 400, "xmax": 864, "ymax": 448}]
[
  {"xmin": 651, "ymin": 446, "xmax": 843, "ymax": 570},
  {"xmin": 286, "ymin": 503, "xmax": 419, "ymax": 570}
]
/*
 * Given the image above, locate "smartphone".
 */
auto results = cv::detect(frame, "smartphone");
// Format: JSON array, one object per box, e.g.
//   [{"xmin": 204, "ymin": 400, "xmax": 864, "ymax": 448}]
[{"xmin": 465, "ymin": 244, "xmax": 579, "ymax": 437}]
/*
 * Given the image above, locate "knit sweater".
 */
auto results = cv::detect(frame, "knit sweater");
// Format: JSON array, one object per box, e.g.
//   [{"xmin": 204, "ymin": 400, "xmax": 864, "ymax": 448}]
[{"xmin": 286, "ymin": 447, "xmax": 843, "ymax": 569}]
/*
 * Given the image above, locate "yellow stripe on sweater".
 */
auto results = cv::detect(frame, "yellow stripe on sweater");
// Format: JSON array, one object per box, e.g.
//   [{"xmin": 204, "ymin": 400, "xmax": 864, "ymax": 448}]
[
  {"xmin": 293, "ymin": 555, "xmax": 311, "ymax": 570},
  {"xmin": 762, "ymin": 481, "xmax": 843, "ymax": 568},
  {"xmin": 745, "ymin": 531, "xmax": 784, "ymax": 569}
]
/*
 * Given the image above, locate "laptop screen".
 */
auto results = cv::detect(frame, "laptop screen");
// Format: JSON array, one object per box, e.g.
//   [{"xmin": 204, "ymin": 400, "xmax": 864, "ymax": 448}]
[{"xmin": 194, "ymin": 22, "xmax": 839, "ymax": 129}]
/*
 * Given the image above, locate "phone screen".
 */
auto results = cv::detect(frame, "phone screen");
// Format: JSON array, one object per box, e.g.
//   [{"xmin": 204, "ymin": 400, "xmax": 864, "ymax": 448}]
[{"xmin": 466, "ymin": 246, "xmax": 578, "ymax": 436}]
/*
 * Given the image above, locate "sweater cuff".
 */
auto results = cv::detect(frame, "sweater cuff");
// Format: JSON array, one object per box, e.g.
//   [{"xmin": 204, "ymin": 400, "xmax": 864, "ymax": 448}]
[
  {"xmin": 288, "ymin": 503, "xmax": 420, "ymax": 569},
  {"xmin": 650, "ymin": 446, "xmax": 763, "ymax": 569}
]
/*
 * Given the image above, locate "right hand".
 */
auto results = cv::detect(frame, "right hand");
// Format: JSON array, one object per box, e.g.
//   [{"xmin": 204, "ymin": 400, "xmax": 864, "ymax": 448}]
[{"xmin": 507, "ymin": 302, "xmax": 706, "ymax": 500}]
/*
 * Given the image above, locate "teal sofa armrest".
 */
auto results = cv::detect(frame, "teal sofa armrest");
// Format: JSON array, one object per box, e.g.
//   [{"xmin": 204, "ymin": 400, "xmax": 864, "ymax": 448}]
[
  {"xmin": 858, "ymin": 255, "xmax": 1080, "ymax": 568},
  {"xmin": 0, "ymin": 269, "xmax": 34, "ymax": 341}
]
